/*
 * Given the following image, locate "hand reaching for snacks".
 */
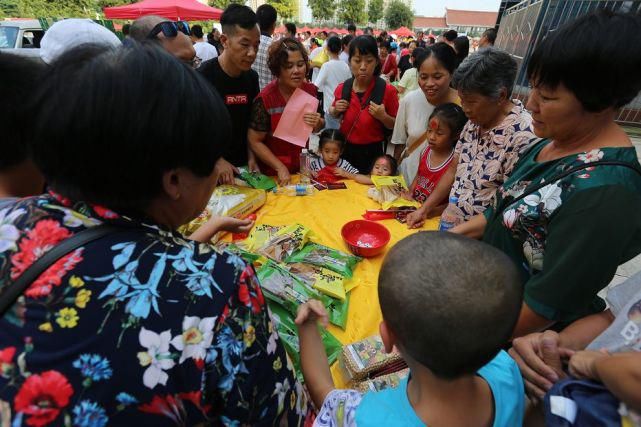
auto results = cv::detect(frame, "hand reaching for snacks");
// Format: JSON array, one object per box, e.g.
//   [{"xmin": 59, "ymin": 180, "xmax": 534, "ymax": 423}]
[{"xmin": 295, "ymin": 299, "xmax": 329, "ymax": 328}]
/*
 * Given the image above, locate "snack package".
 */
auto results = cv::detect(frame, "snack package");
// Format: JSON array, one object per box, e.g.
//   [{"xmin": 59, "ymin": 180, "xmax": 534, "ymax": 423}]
[
  {"xmin": 268, "ymin": 302, "xmax": 343, "ymax": 381},
  {"xmin": 257, "ymin": 261, "xmax": 350, "ymax": 329},
  {"xmin": 287, "ymin": 262, "xmax": 347, "ymax": 301},
  {"xmin": 256, "ymin": 223, "xmax": 311, "ymax": 263},
  {"xmin": 315, "ymin": 166, "xmax": 341, "ymax": 184},
  {"xmin": 216, "ymin": 242, "xmax": 261, "ymax": 264},
  {"xmin": 178, "ymin": 185, "xmax": 266, "ymax": 241},
  {"xmin": 237, "ymin": 167, "xmax": 277, "ymax": 191},
  {"xmin": 369, "ymin": 175, "xmax": 420, "ymax": 210},
  {"xmin": 339, "ymin": 335, "xmax": 404, "ymax": 382},
  {"xmin": 243, "ymin": 224, "xmax": 283, "ymax": 251},
  {"xmin": 286, "ymin": 242, "xmax": 361, "ymax": 278},
  {"xmin": 354, "ymin": 369, "xmax": 410, "ymax": 393}
]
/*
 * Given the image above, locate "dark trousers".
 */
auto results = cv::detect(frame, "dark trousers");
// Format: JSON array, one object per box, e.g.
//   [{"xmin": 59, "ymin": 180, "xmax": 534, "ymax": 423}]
[{"xmin": 343, "ymin": 142, "xmax": 384, "ymax": 174}]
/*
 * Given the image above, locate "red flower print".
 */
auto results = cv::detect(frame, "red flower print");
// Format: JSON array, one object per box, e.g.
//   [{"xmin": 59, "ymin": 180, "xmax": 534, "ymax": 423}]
[
  {"xmin": 0, "ymin": 347, "xmax": 16, "ymax": 364},
  {"xmin": 10, "ymin": 220, "xmax": 84, "ymax": 298},
  {"xmin": 239, "ymin": 268, "xmax": 265, "ymax": 314},
  {"xmin": 14, "ymin": 370, "xmax": 73, "ymax": 427},
  {"xmin": 219, "ymin": 304, "xmax": 230, "ymax": 324},
  {"xmin": 93, "ymin": 205, "xmax": 119, "ymax": 220},
  {"xmin": 139, "ymin": 392, "xmax": 210, "ymax": 423}
]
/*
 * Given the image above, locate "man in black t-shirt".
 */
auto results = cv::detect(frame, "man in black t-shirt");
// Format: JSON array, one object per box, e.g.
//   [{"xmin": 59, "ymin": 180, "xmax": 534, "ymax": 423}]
[{"xmin": 199, "ymin": 4, "xmax": 261, "ymax": 184}]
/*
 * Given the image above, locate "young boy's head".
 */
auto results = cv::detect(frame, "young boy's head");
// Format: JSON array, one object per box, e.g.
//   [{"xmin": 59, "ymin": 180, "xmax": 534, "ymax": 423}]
[
  {"xmin": 378, "ymin": 232, "xmax": 522, "ymax": 379},
  {"xmin": 318, "ymin": 129, "xmax": 346, "ymax": 166}
]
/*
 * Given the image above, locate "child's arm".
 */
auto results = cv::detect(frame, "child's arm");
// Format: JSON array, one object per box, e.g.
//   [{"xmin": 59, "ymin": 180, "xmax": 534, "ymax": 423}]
[
  {"xmin": 189, "ymin": 215, "xmax": 254, "ymax": 243},
  {"xmin": 334, "ymin": 168, "xmax": 373, "ymax": 185},
  {"xmin": 570, "ymin": 351, "xmax": 641, "ymax": 412},
  {"xmin": 295, "ymin": 300, "xmax": 336, "ymax": 409}
]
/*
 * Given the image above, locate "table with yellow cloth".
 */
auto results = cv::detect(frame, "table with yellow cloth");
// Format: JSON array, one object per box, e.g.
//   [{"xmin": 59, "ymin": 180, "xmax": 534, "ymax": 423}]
[{"xmin": 250, "ymin": 179, "xmax": 440, "ymax": 386}]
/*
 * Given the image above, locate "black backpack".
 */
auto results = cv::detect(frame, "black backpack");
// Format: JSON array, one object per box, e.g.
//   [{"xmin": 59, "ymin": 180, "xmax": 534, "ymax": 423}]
[{"xmin": 340, "ymin": 77, "xmax": 393, "ymax": 141}]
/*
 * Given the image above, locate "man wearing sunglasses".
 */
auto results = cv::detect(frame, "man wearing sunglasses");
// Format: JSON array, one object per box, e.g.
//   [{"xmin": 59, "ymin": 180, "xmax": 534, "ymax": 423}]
[
  {"xmin": 199, "ymin": 4, "xmax": 261, "ymax": 184},
  {"xmin": 130, "ymin": 15, "xmax": 198, "ymax": 68}
]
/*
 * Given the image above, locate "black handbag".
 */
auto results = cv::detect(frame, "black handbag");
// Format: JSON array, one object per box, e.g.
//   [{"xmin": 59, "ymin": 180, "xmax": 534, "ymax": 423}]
[{"xmin": 0, "ymin": 223, "xmax": 124, "ymax": 316}]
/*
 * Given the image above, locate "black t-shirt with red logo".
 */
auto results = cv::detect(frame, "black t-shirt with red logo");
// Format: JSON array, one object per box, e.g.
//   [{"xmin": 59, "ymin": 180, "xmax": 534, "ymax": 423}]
[{"xmin": 200, "ymin": 57, "xmax": 260, "ymax": 167}]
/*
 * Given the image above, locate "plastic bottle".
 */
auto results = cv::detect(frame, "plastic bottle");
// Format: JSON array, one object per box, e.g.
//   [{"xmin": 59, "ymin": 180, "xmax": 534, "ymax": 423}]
[
  {"xmin": 438, "ymin": 196, "xmax": 459, "ymax": 231},
  {"xmin": 273, "ymin": 184, "xmax": 315, "ymax": 196},
  {"xmin": 299, "ymin": 149, "xmax": 311, "ymax": 184}
]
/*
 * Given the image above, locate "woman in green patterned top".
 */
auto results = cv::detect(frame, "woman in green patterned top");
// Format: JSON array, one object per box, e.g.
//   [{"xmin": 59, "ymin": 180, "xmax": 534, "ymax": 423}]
[{"xmin": 453, "ymin": 10, "xmax": 641, "ymax": 338}]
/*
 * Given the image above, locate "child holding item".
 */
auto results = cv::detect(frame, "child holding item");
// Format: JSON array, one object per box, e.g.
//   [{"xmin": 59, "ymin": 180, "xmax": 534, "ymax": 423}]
[
  {"xmin": 310, "ymin": 129, "xmax": 359, "ymax": 182},
  {"xmin": 335, "ymin": 154, "xmax": 397, "ymax": 185},
  {"xmin": 408, "ymin": 103, "xmax": 467, "ymax": 205},
  {"xmin": 296, "ymin": 232, "xmax": 525, "ymax": 426}
]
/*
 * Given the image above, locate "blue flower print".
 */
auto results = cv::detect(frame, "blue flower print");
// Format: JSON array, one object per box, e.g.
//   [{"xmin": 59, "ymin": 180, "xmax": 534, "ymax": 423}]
[
  {"xmin": 73, "ymin": 354, "xmax": 113, "ymax": 382},
  {"xmin": 72, "ymin": 400, "xmax": 108, "ymax": 427},
  {"xmin": 183, "ymin": 256, "xmax": 223, "ymax": 298},
  {"xmin": 215, "ymin": 326, "xmax": 248, "ymax": 392},
  {"xmin": 115, "ymin": 392, "xmax": 138, "ymax": 406}
]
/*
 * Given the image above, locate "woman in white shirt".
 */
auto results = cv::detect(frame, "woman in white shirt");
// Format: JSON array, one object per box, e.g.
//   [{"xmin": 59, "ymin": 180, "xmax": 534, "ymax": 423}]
[
  {"xmin": 313, "ymin": 36, "xmax": 351, "ymax": 129},
  {"xmin": 391, "ymin": 43, "xmax": 460, "ymax": 184}
]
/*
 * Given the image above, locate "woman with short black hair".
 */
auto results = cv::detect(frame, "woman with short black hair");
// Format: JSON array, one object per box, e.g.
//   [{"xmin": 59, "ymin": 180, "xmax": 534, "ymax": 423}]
[
  {"xmin": 454, "ymin": 10, "xmax": 641, "ymax": 338},
  {"xmin": 0, "ymin": 44, "xmax": 308, "ymax": 426}
]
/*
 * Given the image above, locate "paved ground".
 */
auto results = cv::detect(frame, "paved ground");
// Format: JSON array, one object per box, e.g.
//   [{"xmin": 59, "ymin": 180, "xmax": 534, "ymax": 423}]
[{"xmin": 608, "ymin": 131, "xmax": 641, "ymax": 288}]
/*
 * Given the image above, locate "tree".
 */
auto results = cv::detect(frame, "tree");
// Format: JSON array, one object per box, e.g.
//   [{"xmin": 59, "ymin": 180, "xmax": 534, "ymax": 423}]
[
  {"xmin": 384, "ymin": 0, "xmax": 413, "ymax": 30},
  {"xmin": 307, "ymin": 0, "xmax": 333, "ymax": 22},
  {"xmin": 267, "ymin": 0, "xmax": 296, "ymax": 20},
  {"xmin": 208, "ymin": 0, "xmax": 244, "ymax": 10},
  {"xmin": 367, "ymin": 0, "xmax": 383, "ymax": 25},
  {"xmin": 338, "ymin": 0, "xmax": 366, "ymax": 26}
]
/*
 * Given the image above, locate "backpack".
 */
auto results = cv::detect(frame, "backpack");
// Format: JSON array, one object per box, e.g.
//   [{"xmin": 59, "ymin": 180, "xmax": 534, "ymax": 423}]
[{"xmin": 340, "ymin": 77, "xmax": 393, "ymax": 142}]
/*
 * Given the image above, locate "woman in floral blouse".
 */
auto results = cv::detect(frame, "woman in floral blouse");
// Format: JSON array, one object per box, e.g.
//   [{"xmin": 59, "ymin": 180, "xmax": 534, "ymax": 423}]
[
  {"xmin": 0, "ymin": 44, "xmax": 308, "ymax": 426},
  {"xmin": 453, "ymin": 10, "xmax": 641, "ymax": 338},
  {"xmin": 406, "ymin": 47, "xmax": 536, "ymax": 228}
]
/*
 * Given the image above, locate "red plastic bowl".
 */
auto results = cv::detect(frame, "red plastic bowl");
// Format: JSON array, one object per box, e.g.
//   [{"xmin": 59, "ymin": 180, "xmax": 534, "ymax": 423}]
[{"xmin": 341, "ymin": 220, "xmax": 391, "ymax": 257}]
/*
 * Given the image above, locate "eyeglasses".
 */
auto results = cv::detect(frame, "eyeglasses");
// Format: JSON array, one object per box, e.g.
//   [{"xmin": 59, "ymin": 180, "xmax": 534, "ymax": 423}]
[{"xmin": 147, "ymin": 21, "xmax": 190, "ymax": 40}]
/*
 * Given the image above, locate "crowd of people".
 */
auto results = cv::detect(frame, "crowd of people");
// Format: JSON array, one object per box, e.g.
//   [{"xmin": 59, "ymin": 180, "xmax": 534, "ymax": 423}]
[{"xmin": 1, "ymin": 3, "xmax": 641, "ymax": 426}]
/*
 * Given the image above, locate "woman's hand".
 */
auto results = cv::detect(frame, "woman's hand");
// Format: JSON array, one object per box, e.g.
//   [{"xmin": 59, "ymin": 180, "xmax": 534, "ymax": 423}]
[
  {"xmin": 333, "ymin": 100, "xmax": 349, "ymax": 115},
  {"xmin": 247, "ymin": 152, "xmax": 260, "ymax": 173},
  {"xmin": 569, "ymin": 350, "xmax": 610, "ymax": 381},
  {"xmin": 406, "ymin": 208, "xmax": 426, "ymax": 229},
  {"xmin": 276, "ymin": 166, "xmax": 291, "ymax": 186},
  {"xmin": 368, "ymin": 101, "xmax": 387, "ymax": 121},
  {"xmin": 212, "ymin": 216, "xmax": 254, "ymax": 235},
  {"xmin": 303, "ymin": 112, "xmax": 322, "ymax": 130},
  {"xmin": 509, "ymin": 331, "xmax": 574, "ymax": 400}
]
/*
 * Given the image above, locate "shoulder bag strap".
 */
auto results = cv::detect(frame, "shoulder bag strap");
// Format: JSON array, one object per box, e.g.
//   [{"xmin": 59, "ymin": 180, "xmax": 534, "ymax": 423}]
[
  {"xmin": 401, "ymin": 131, "xmax": 429, "ymax": 161},
  {"xmin": 500, "ymin": 160, "xmax": 641, "ymax": 213},
  {"xmin": 0, "ymin": 223, "xmax": 125, "ymax": 316}
]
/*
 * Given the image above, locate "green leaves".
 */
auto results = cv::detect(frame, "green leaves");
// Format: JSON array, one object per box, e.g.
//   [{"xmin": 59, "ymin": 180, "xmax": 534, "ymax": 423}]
[{"xmin": 384, "ymin": 0, "xmax": 413, "ymax": 30}]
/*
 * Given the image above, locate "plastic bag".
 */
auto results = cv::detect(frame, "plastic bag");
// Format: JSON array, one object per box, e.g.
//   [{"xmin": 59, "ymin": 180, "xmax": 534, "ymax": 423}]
[
  {"xmin": 256, "ymin": 223, "xmax": 311, "ymax": 263},
  {"xmin": 217, "ymin": 242, "xmax": 261, "ymax": 264},
  {"xmin": 237, "ymin": 167, "xmax": 277, "ymax": 191},
  {"xmin": 287, "ymin": 262, "xmax": 346, "ymax": 301},
  {"xmin": 243, "ymin": 224, "xmax": 283, "ymax": 251},
  {"xmin": 257, "ymin": 261, "xmax": 349, "ymax": 329},
  {"xmin": 370, "ymin": 175, "xmax": 420, "ymax": 210},
  {"xmin": 286, "ymin": 242, "xmax": 361, "ymax": 278},
  {"xmin": 268, "ymin": 302, "xmax": 343, "ymax": 381}
]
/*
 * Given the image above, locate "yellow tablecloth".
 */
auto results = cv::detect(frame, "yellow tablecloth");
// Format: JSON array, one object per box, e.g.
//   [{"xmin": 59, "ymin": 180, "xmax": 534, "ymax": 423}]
[{"xmin": 252, "ymin": 179, "xmax": 440, "ymax": 387}]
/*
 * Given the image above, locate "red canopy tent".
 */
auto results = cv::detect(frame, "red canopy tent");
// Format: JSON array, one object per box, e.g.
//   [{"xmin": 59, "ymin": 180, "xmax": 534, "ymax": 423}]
[
  {"xmin": 391, "ymin": 26, "xmax": 413, "ymax": 37},
  {"xmin": 103, "ymin": 0, "xmax": 222, "ymax": 21}
]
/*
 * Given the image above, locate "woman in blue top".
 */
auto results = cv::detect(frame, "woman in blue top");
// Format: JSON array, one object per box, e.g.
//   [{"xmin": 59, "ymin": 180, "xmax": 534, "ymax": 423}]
[
  {"xmin": 453, "ymin": 10, "xmax": 641, "ymax": 338},
  {"xmin": 0, "ymin": 44, "xmax": 308, "ymax": 426}
]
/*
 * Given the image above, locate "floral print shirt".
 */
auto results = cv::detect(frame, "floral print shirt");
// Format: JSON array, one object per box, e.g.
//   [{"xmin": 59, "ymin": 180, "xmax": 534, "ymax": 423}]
[
  {"xmin": 483, "ymin": 140, "xmax": 641, "ymax": 324},
  {"xmin": 0, "ymin": 193, "xmax": 308, "ymax": 426},
  {"xmin": 442, "ymin": 100, "xmax": 536, "ymax": 225}
]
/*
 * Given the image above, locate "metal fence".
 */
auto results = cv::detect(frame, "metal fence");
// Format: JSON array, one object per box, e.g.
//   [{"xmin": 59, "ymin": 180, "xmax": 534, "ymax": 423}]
[{"xmin": 496, "ymin": 0, "xmax": 641, "ymax": 126}]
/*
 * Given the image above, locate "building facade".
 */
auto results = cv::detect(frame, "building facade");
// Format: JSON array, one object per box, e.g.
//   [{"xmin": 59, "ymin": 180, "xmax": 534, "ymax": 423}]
[
  {"xmin": 496, "ymin": 0, "xmax": 641, "ymax": 125},
  {"xmin": 413, "ymin": 8, "xmax": 498, "ymax": 35}
]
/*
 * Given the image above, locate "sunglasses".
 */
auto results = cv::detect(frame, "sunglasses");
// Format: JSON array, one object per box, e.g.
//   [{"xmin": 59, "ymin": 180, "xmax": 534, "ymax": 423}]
[{"xmin": 147, "ymin": 21, "xmax": 190, "ymax": 40}]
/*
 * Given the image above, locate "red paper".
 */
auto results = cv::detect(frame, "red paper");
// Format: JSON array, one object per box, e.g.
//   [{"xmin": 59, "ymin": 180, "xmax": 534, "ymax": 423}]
[{"xmin": 273, "ymin": 88, "xmax": 319, "ymax": 147}]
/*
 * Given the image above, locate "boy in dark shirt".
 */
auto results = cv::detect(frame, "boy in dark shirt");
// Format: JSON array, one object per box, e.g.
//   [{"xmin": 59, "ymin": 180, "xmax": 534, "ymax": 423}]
[{"xmin": 199, "ymin": 4, "xmax": 261, "ymax": 184}]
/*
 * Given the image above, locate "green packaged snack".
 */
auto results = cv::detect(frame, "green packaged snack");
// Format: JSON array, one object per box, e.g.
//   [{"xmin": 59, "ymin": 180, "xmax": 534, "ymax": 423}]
[
  {"xmin": 257, "ymin": 261, "xmax": 349, "ymax": 329},
  {"xmin": 256, "ymin": 224, "xmax": 311, "ymax": 263},
  {"xmin": 238, "ymin": 167, "xmax": 277, "ymax": 191},
  {"xmin": 286, "ymin": 242, "xmax": 361, "ymax": 278},
  {"xmin": 218, "ymin": 242, "xmax": 261, "ymax": 264},
  {"xmin": 268, "ymin": 301, "xmax": 343, "ymax": 381},
  {"xmin": 244, "ymin": 224, "xmax": 283, "ymax": 251},
  {"xmin": 287, "ymin": 263, "xmax": 346, "ymax": 301}
]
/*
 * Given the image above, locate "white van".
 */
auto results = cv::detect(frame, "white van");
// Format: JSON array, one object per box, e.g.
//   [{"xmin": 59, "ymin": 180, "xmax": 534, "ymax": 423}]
[{"xmin": 0, "ymin": 19, "xmax": 44, "ymax": 57}]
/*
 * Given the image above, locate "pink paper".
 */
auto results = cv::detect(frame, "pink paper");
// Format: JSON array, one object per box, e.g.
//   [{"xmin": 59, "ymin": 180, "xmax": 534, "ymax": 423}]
[{"xmin": 273, "ymin": 88, "xmax": 319, "ymax": 147}]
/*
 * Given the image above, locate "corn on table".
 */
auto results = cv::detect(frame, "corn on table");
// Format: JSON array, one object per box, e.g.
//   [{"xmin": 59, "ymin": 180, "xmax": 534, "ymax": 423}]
[{"xmin": 247, "ymin": 178, "xmax": 439, "ymax": 387}]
